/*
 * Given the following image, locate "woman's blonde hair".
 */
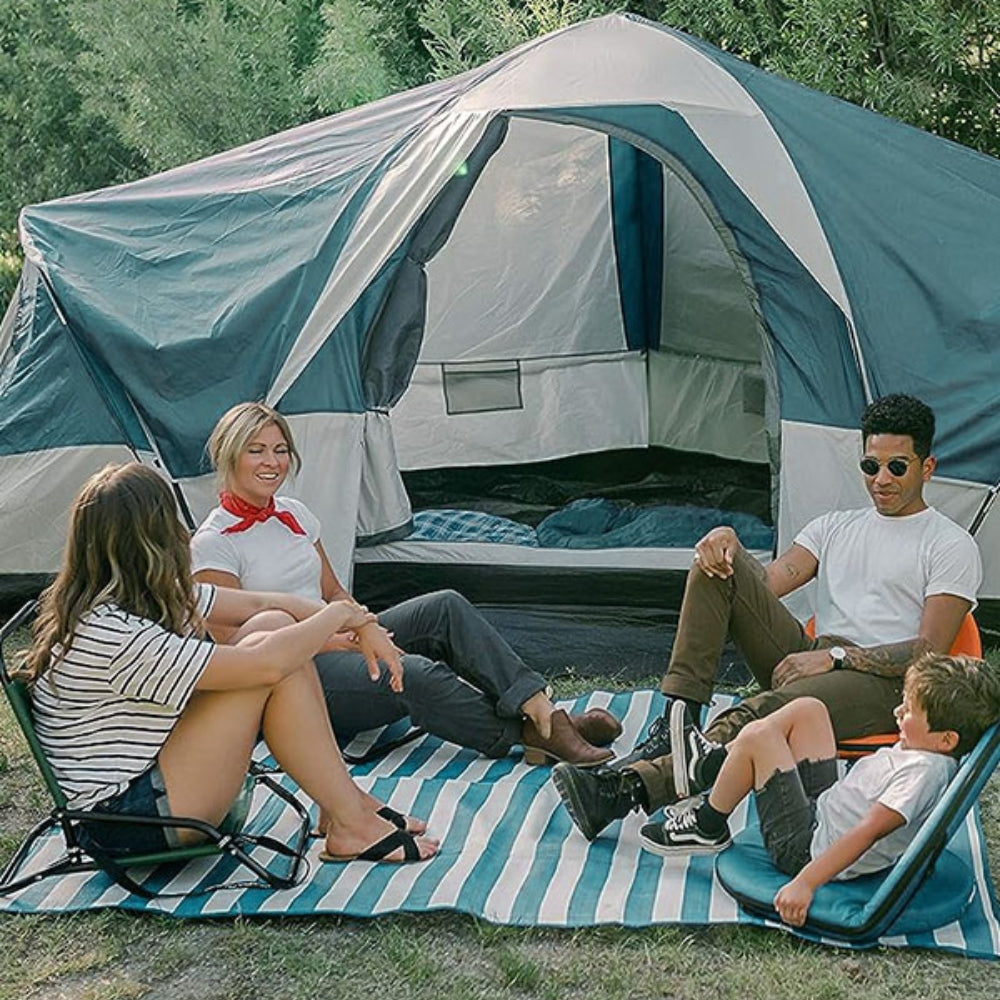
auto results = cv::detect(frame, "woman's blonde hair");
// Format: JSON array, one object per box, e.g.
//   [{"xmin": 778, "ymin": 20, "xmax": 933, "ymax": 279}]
[
  {"xmin": 207, "ymin": 402, "xmax": 301, "ymax": 490},
  {"xmin": 22, "ymin": 464, "xmax": 203, "ymax": 683}
]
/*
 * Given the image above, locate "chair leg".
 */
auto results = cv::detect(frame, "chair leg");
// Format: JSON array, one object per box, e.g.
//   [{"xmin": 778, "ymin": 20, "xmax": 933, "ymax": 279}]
[
  {"xmin": 0, "ymin": 852, "xmax": 99, "ymax": 897},
  {"xmin": 241, "ymin": 771, "xmax": 311, "ymax": 888},
  {"xmin": 80, "ymin": 845, "xmax": 160, "ymax": 899},
  {"xmin": 2, "ymin": 772, "xmax": 312, "ymax": 900},
  {"xmin": 0, "ymin": 821, "xmax": 118, "ymax": 898}
]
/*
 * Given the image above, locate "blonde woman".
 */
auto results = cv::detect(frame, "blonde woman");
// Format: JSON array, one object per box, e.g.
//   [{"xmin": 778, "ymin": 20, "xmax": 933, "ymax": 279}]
[
  {"xmin": 191, "ymin": 402, "xmax": 620, "ymax": 767},
  {"xmin": 25, "ymin": 464, "xmax": 438, "ymax": 864}
]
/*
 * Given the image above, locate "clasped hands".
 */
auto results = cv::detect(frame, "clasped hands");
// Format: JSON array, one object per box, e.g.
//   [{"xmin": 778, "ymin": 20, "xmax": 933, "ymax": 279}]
[{"xmin": 324, "ymin": 601, "xmax": 406, "ymax": 692}]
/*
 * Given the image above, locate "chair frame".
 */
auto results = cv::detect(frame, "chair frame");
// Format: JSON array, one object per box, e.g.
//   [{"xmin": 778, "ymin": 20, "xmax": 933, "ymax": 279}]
[
  {"xmin": 717, "ymin": 720, "xmax": 1000, "ymax": 943},
  {"xmin": 801, "ymin": 612, "xmax": 983, "ymax": 758},
  {"xmin": 1, "ymin": 600, "xmax": 311, "ymax": 900}
]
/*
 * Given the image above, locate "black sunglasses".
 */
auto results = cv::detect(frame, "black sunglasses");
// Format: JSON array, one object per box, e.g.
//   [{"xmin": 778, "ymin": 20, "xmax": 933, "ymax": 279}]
[{"xmin": 859, "ymin": 456, "xmax": 915, "ymax": 477}]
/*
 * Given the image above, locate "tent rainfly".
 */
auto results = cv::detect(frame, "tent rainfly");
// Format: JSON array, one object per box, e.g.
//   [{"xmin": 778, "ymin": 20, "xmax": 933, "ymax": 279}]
[{"xmin": 2, "ymin": 14, "xmax": 999, "ymax": 613}]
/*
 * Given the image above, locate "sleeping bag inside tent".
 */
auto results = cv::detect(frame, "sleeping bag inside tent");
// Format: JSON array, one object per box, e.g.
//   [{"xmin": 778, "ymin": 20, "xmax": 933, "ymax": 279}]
[{"xmin": 2, "ymin": 15, "xmax": 999, "ymax": 673}]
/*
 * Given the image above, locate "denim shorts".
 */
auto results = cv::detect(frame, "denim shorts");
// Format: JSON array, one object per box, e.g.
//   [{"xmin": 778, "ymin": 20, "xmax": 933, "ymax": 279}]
[
  {"xmin": 79, "ymin": 764, "xmax": 179, "ymax": 856},
  {"xmin": 755, "ymin": 757, "xmax": 838, "ymax": 875}
]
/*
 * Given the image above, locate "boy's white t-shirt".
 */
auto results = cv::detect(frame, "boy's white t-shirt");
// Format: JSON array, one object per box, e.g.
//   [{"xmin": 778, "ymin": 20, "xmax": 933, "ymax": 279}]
[
  {"xmin": 810, "ymin": 744, "xmax": 956, "ymax": 879},
  {"xmin": 794, "ymin": 506, "xmax": 981, "ymax": 647},
  {"xmin": 191, "ymin": 496, "xmax": 323, "ymax": 601}
]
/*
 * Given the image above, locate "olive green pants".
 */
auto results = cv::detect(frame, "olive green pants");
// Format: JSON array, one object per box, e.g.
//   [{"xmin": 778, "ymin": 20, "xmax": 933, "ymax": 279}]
[{"xmin": 633, "ymin": 547, "xmax": 903, "ymax": 810}]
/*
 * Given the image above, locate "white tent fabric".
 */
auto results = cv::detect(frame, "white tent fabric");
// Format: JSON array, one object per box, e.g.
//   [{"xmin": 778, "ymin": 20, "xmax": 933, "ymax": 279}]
[{"xmin": 4, "ymin": 13, "xmax": 998, "ymax": 611}]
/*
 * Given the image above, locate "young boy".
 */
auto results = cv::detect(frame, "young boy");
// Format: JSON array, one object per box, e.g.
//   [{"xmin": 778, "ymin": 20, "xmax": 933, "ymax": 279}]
[{"xmin": 639, "ymin": 653, "xmax": 1000, "ymax": 927}]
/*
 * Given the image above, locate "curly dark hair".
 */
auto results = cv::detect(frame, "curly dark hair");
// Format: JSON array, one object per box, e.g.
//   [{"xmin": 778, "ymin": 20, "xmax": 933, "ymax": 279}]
[{"xmin": 860, "ymin": 394, "xmax": 935, "ymax": 459}]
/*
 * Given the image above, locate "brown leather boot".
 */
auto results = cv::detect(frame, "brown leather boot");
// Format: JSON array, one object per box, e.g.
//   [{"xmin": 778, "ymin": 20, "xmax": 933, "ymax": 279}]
[
  {"xmin": 570, "ymin": 708, "xmax": 623, "ymax": 747},
  {"xmin": 521, "ymin": 709, "xmax": 614, "ymax": 767}
]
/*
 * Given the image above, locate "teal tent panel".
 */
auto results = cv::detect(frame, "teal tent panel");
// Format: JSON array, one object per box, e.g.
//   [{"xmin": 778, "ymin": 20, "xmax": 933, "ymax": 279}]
[
  {"xmin": 691, "ymin": 37, "xmax": 1000, "ymax": 484},
  {"xmin": 608, "ymin": 137, "xmax": 664, "ymax": 351},
  {"xmin": 23, "ymin": 177, "xmax": 371, "ymax": 476},
  {"xmin": 278, "ymin": 251, "xmax": 404, "ymax": 416},
  {"xmin": 0, "ymin": 279, "xmax": 129, "ymax": 456},
  {"xmin": 548, "ymin": 104, "xmax": 865, "ymax": 429},
  {"xmin": 17, "ymin": 78, "xmax": 464, "ymax": 476}
]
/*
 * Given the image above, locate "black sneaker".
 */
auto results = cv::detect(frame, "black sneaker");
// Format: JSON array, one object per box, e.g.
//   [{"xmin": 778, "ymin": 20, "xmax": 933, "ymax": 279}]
[
  {"xmin": 639, "ymin": 799, "xmax": 731, "ymax": 856},
  {"xmin": 551, "ymin": 762, "xmax": 642, "ymax": 841},
  {"xmin": 607, "ymin": 707, "xmax": 675, "ymax": 771},
  {"xmin": 670, "ymin": 702, "xmax": 724, "ymax": 799}
]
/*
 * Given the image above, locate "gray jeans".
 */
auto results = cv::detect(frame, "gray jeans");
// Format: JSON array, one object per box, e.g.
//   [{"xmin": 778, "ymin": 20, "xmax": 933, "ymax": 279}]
[
  {"xmin": 316, "ymin": 590, "xmax": 547, "ymax": 757},
  {"xmin": 633, "ymin": 548, "xmax": 903, "ymax": 809}
]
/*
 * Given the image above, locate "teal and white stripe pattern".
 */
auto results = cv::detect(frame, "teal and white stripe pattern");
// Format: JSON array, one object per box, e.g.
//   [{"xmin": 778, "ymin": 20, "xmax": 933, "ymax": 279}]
[{"xmin": 2, "ymin": 690, "xmax": 999, "ymax": 958}]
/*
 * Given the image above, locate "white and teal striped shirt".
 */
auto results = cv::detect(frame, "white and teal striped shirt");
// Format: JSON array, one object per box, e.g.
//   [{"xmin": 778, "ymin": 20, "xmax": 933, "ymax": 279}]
[{"xmin": 32, "ymin": 584, "xmax": 217, "ymax": 810}]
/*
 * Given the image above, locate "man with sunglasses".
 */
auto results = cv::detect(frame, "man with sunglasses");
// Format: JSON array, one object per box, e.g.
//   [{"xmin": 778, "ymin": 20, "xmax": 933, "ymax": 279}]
[{"xmin": 553, "ymin": 394, "xmax": 983, "ymax": 841}]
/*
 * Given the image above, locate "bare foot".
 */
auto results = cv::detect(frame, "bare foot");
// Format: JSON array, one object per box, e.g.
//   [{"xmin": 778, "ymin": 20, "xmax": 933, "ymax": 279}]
[
  {"xmin": 317, "ymin": 797, "xmax": 429, "ymax": 837},
  {"xmin": 364, "ymin": 791, "xmax": 428, "ymax": 835}
]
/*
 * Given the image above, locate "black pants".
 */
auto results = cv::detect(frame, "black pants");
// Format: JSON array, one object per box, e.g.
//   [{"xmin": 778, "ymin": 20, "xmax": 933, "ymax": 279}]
[{"xmin": 316, "ymin": 590, "xmax": 547, "ymax": 757}]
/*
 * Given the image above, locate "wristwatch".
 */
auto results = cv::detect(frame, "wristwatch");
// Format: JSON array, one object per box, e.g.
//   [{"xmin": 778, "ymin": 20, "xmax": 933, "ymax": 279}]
[{"xmin": 829, "ymin": 645, "xmax": 847, "ymax": 670}]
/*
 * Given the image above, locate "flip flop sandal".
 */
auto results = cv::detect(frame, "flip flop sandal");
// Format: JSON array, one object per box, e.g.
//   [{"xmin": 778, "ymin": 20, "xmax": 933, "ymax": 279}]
[
  {"xmin": 319, "ymin": 828, "xmax": 422, "ymax": 863},
  {"xmin": 377, "ymin": 804, "xmax": 413, "ymax": 830},
  {"xmin": 310, "ymin": 804, "xmax": 415, "ymax": 839}
]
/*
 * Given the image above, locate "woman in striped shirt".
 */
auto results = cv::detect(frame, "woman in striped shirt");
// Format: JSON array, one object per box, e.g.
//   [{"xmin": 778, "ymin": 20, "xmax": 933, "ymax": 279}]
[{"xmin": 22, "ymin": 463, "xmax": 438, "ymax": 865}]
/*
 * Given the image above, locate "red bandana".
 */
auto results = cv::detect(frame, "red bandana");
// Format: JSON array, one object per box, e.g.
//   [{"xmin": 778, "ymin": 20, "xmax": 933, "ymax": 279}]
[{"xmin": 219, "ymin": 491, "xmax": 306, "ymax": 536}]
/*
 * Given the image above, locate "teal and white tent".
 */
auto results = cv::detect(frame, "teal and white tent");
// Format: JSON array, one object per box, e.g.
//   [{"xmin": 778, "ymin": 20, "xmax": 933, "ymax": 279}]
[{"xmin": 2, "ymin": 14, "xmax": 999, "ymax": 603}]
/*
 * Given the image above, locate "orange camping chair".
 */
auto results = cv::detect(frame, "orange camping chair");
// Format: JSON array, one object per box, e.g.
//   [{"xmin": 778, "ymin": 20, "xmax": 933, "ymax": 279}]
[{"xmin": 801, "ymin": 612, "xmax": 982, "ymax": 759}]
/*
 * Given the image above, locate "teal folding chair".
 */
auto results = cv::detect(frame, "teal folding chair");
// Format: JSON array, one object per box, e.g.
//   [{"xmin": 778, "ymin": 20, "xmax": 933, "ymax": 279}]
[
  {"xmin": 1, "ymin": 601, "xmax": 311, "ymax": 900},
  {"xmin": 716, "ymin": 720, "xmax": 1000, "ymax": 944}
]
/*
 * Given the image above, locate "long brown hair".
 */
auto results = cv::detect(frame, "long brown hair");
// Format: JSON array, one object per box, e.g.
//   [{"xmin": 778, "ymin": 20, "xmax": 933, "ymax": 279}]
[{"xmin": 22, "ymin": 463, "xmax": 203, "ymax": 683}]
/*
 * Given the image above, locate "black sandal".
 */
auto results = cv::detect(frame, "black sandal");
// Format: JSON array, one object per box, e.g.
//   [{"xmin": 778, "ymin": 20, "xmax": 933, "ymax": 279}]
[
  {"xmin": 311, "ymin": 804, "xmax": 418, "ymax": 839},
  {"xmin": 319, "ymin": 828, "xmax": 422, "ymax": 863},
  {"xmin": 377, "ymin": 805, "xmax": 407, "ymax": 830}
]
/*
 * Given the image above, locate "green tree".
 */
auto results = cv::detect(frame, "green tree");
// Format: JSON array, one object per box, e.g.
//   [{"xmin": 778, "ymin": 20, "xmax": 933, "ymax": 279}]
[
  {"xmin": 4, "ymin": 0, "xmax": 1000, "ymax": 317},
  {"xmin": 0, "ymin": 0, "xmax": 140, "ymax": 306},
  {"xmin": 417, "ymin": 0, "xmax": 615, "ymax": 79},
  {"xmin": 68, "ymin": 0, "xmax": 325, "ymax": 172},
  {"xmin": 303, "ymin": 0, "xmax": 414, "ymax": 113},
  {"xmin": 656, "ymin": 0, "xmax": 1000, "ymax": 155}
]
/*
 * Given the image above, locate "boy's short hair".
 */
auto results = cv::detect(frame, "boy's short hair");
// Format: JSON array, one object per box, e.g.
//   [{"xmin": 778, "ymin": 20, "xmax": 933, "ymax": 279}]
[
  {"xmin": 860, "ymin": 394, "xmax": 935, "ymax": 459},
  {"xmin": 905, "ymin": 653, "xmax": 1000, "ymax": 756}
]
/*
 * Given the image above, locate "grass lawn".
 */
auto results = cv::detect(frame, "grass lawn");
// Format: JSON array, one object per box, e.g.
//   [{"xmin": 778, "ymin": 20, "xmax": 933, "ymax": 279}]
[{"xmin": 2, "ymin": 625, "xmax": 999, "ymax": 1000}]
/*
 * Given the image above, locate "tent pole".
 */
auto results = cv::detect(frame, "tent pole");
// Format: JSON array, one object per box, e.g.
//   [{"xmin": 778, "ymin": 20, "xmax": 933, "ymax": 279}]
[{"xmin": 969, "ymin": 483, "xmax": 1000, "ymax": 537}]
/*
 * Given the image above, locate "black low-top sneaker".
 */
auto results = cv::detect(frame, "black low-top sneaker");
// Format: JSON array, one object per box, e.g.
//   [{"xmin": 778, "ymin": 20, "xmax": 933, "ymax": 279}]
[
  {"xmin": 639, "ymin": 799, "xmax": 731, "ymax": 856},
  {"xmin": 552, "ymin": 763, "xmax": 643, "ymax": 841}
]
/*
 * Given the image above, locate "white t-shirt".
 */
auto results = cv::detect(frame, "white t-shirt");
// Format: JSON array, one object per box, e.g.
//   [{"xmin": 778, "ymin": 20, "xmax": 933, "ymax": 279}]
[
  {"xmin": 811, "ymin": 744, "xmax": 956, "ymax": 878},
  {"xmin": 794, "ymin": 507, "xmax": 981, "ymax": 646},
  {"xmin": 32, "ymin": 584, "xmax": 217, "ymax": 810},
  {"xmin": 191, "ymin": 497, "xmax": 323, "ymax": 602}
]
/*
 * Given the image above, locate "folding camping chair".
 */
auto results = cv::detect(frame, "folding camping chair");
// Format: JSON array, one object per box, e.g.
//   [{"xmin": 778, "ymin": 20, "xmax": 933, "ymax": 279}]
[
  {"xmin": 801, "ymin": 612, "xmax": 983, "ymax": 758},
  {"xmin": 715, "ymin": 719, "xmax": 1000, "ymax": 944},
  {"xmin": 0, "ymin": 601, "xmax": 311, "ymax": 900}
]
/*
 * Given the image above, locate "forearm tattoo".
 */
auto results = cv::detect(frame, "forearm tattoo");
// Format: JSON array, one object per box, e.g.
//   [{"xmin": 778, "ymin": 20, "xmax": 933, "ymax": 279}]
[{"xmin": 843, "ymin": 637, "xmax": 933, "ymax": 678}]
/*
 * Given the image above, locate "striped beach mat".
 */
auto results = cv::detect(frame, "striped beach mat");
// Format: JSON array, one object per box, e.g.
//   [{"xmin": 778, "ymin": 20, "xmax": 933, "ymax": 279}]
[{"xmin": 2, "ymin": 690, "xmax": 999, "ymax": 957}]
